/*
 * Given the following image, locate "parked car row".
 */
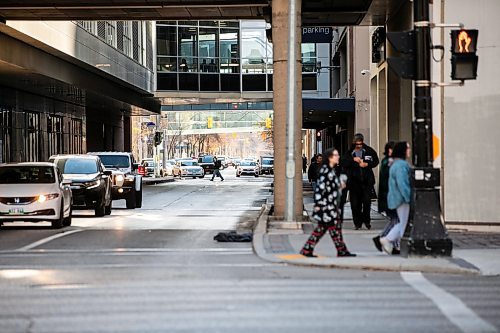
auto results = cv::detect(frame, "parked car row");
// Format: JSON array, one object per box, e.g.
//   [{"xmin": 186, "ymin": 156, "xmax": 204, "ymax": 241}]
[{"xmin": 0, "ymin": 152, "xmax": 143, "ymax": 229}]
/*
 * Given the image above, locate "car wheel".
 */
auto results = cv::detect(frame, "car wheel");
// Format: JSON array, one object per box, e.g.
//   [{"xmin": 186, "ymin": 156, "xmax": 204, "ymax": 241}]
[
  {"xmin": 105, "ymin": 201, "xmax": 112, "ymax": 215},
  {"xmin": 236, "ymin": 174, "xmax": 240, "ymax": 177},
  {"xmin": 135, "ymin": 187, "xmax": 143, "ymax": 209},
  {"xmin": 126, "ymin": 190, "xmax": 136, "ymax": 209},
  {"xmin": 52, "ymin": 203, "xmax": 64, "ymax": 229},
  {"xmin": 255, "ymin": 174, "xmax": 259, "ymax": 177},
  {"xmin": 63, "ymin": 206, "xmax": 72, "ymax": 227},
  {"xmin": 95, "ymin": 194, "xmax": 106, "ymax": 217}
]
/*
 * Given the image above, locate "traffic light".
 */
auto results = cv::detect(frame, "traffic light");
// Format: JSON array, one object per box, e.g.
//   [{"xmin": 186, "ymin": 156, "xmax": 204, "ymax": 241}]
[
  {"xmin": 386, "ymin": 30, "xmax": 415, "ymax": 79},
  {"xmin": 265, "ymin": 117, "xmax": 272, "ymax": 129},
  {"xmin": 450, "ymin": 29, "xmax": 478, "ymax": 80},
  {"xmin": 154, "ymin": 131, "xmax": 163, "ymax": 146},
  {"xmin": 207, "ymin": 116, "xmax": 213, "ymax": 129}
]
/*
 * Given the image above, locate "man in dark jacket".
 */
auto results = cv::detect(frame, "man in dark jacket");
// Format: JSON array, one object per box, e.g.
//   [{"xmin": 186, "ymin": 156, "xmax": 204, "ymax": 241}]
[
  {"xmin": 342, "ymin": 133, "xmax": 379, "ymax": 230},
  {"xmin": 307, "ymin": 154, "xmax": 322, "ymax": 192},
  {"xmin": 210, "ymin": 157, "xmax": 224, "ymax": 181}
]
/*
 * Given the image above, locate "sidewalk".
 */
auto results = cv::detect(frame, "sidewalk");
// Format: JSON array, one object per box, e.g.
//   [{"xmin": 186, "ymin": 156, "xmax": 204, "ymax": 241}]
[{"xmin": 253, "ymin": 181, "xmax": 500, "ymax": 276}]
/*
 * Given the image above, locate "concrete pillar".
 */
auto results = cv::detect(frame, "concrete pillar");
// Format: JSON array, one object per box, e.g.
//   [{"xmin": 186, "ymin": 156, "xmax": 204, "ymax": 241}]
[{"xmin": 272, "ymin": 0, "xmax": 303, "ymax": 219}]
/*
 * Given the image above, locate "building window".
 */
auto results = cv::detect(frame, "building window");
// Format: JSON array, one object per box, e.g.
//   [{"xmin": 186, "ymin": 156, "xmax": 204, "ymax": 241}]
[
  {"xmin": 302, "ymin": 74, "xmax": 318, "ymax": 91},
  {"xmin": 69, "ymin": 118, "xmax": 83, "ymax": 155},
  {"xmin": 157, "ymin": 26, "xmax": 177, "ymax": 56},
  {"xmin": 0, "ymin": 107, "xmax": 12, "ymax": 163},
  {"xmin": 220, "ymin": 29, "xmax": 239, "ymax": 73},
  {"xmin": 25, "ymin": 112, "xmax": 41, "ymax": 162},
  {"xmin": 301, "ymin": 43, "xmax": 317, "ymax": 73},
  {"xmin": 47, "ymin": 115, "xmax": 64, "ymax": 157}
]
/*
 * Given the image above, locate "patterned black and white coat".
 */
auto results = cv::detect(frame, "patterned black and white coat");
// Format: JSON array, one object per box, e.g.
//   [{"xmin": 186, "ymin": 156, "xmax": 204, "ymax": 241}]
[{"xmin": 312, "ymin": 164, "xmax": 342, "ymax": 226}]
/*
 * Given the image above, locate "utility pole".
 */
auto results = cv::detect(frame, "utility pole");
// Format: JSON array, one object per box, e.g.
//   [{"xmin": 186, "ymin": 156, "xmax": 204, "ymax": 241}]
[
  {"xmin": 400, "ymin": 0, "xmax": 452, "ymax": 256},
  {"xmin": 284, "ymin": 0, "xmax": 298, "ymax": 222}
]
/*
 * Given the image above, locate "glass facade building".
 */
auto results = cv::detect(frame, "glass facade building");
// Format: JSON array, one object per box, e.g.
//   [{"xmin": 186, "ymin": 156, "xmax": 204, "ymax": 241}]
[{"xmin": 156, "ymin": 20, "xmax": 318, "ymax": 92}]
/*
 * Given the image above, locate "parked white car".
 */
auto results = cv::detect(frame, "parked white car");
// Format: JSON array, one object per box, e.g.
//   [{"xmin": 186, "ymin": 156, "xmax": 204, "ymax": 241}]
[
  {"xmin": 160, "ymin": 160, "xmax": 175, "ymax": 177},
  {"xmin": 0, "ymin": 162, "xmax": 73, "ymax": 228}
]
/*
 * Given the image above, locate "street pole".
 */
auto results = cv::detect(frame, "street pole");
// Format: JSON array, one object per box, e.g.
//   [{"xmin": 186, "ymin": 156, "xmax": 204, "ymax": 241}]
[
  {"xmin": 400, "ymin": 0, "xmax": 453, "ymax": 256},
  {"xmin": 284, "ymin": 0, "xmax": 297, "ymax": 222}
]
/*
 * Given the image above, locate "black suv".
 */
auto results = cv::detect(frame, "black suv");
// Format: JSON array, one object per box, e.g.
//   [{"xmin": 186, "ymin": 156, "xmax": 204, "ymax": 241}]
[
  {"xmin": 49, "ymin": 155, "xmax": 112, "ymax": 217},
  {"xmin": 88, "ymin": 152, "xmax": 143, "ymax": 209},
  {"xmin": 198, "ymin": 155, "xmax": 215, "ymax": 174}
]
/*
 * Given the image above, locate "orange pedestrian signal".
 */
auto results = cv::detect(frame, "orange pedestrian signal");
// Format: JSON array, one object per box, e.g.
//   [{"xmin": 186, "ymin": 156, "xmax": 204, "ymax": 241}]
[{"xmin": 450, "ymin": 29, "xmax": 478, "ymax": 81}]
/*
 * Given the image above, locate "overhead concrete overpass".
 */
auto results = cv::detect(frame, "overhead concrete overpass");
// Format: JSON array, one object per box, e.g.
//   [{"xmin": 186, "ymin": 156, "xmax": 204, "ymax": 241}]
[{"xmin": 0, "ymin": 0, "xmax": 399, "ymax": 26}]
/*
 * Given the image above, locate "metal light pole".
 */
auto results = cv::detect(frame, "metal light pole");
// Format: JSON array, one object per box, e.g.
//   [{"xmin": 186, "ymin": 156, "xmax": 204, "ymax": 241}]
[
  {"xmin": 284, "ymin": 0, "xmax": 297, "ymax": 222},
  {"xmin": 401, "ymin": 0, "xmax": 453, "ymax": 256}
]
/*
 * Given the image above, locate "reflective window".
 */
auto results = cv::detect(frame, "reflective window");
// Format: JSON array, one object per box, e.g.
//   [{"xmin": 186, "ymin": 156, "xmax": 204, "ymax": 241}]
[
  {"xmin": 157, "ymin": 57, "xmax": 177, "ymax": 72},
  {"xmin": 220, "ymin": 29, "xmax": 239, "ymax": 73},
  {"xmin": 179, "ymin": 27, "xmax": 198, "ymax": 58},
  {"xmin": 157, "ymin": 26, "xmax": 177, "ymax": 56},
  {"xmin": 199, "ymin": 28, "xmax": 217, "ymax": 58},
  {"xmin": 302, "ymin": 43, "xmax": 317, "ymax": 73}
]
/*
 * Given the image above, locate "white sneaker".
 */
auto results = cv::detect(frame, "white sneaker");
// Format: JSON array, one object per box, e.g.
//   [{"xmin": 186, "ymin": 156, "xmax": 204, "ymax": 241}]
[{"xmin": 379, "ymin": 237, "xmax": 393, "ymax": 255}]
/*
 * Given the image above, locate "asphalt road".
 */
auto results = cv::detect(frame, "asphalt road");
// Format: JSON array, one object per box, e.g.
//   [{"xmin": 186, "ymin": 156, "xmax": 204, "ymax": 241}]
[{"xmin": 0, "ymin": 169, "xmax": 499, "ymax": 333}]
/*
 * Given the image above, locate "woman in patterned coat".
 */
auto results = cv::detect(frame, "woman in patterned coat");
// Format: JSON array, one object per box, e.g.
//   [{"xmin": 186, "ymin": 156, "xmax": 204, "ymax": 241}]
[{"xmin": 300, "ymin": 149, "xmax": 356, "ymax": 258}]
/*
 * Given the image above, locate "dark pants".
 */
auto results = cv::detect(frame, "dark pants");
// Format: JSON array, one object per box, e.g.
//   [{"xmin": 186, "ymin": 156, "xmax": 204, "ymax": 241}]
[
  {"xmin": 211, "ymin": 169, "xmax": 224, "ymax": 181},
  {"xmin": 349, "ymin": 183, "xmax": 372, "ymax": 228},
  {"xmin": 301, "ymin": 223, "xmax": 348, "ymax": 256}
]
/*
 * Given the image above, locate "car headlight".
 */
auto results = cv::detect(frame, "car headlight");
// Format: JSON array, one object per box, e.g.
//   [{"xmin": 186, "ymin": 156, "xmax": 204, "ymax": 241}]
[
  {"xmin": 86, "ymin": 179, "xmax": 101, "ymax": 189},
  {"xmin": 115, "ymin": 174, "xmax": 124, "ymax": 183},
  {"xmin": 37, "ymin": 193, "xmax": 59, "ymax": 203}
]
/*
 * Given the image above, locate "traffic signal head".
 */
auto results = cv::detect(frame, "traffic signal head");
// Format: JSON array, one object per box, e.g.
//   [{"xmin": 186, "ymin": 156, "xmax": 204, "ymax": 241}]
[
  {"xmin": 265, "ymin": 117, "xmax": 272, "ymax": 129},
  {"xmin": 450, "ymin": 29, "xmax": 478, "ymax": 81},
  {"xmin": 386, "ymin": 30, "xmax": 415, "ymax": 80},
  {"xmin": 154, "ymin": 132, "xmax": 163, "ymax": 146}
]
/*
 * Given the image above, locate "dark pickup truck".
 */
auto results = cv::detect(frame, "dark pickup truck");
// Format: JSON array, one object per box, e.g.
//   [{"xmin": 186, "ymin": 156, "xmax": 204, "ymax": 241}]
[{"xmin": 198, "ymin": 155, "xmax": 215, "ymax": 174}]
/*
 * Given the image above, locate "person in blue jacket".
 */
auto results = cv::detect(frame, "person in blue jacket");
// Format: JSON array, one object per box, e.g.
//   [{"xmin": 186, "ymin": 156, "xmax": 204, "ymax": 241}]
[{"xmin": 379, "ymin": 142, "xmax": 411, "ymax": 254}]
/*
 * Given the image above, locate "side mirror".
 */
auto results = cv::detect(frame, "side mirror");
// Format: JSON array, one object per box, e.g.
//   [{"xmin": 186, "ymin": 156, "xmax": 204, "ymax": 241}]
[
  {"xmin": 103, "ymin": 170, "xmax": 112, "ymax": 176},
  {"xmin": 133, "ymin": 163, "xmax": 139, "ymax": 170}
]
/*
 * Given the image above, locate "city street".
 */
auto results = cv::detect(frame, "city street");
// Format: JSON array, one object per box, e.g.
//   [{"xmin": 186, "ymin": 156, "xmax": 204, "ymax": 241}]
[{"xmin": 0, "ymin": 168, "xmax": 499, "ymax": 333}]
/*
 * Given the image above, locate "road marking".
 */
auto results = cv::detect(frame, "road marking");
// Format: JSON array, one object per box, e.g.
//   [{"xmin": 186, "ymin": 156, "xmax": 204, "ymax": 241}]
[
  {"xmin": 401, "ymin": 272, "xmax": 497, "ymax": 333},
  {"xmin": 1, "ymin": 247, "xmax": 253, "ymax": 255},
  {"xmin": 15, "ymin": 229, "xmax": 83, "ymax": 252}
]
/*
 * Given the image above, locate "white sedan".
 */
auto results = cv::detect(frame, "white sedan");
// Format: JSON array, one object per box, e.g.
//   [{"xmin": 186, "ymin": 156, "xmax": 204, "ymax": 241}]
[
  {"xmin": 173, "ymin": 160, "xmax": 205, "ymax": 178},
  {"xmin": 0, "ymin": 162, "xmax": 73, "ymax": 228}
]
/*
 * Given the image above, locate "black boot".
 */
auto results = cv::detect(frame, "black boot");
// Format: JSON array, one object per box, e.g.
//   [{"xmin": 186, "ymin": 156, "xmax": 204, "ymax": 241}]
[{"xmin": 372, "ymin": 236, "xmax": 382, "ymax": 252}]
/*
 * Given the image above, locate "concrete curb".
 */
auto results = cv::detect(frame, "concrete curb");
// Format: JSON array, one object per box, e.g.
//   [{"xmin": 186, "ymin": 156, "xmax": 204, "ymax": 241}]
[
  {"xmin": 142, "ymin": 177, "xmax": 175, "ymax": 185},
  {"xmin": 252, "ymin": 205, "xmax": 480, "ymax": 275}
]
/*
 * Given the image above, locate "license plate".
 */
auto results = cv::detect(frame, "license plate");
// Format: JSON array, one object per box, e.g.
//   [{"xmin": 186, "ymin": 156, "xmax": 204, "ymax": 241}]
[{"xmin": 9, "ymin": 208, "xmax": 24, "ymax": 214}]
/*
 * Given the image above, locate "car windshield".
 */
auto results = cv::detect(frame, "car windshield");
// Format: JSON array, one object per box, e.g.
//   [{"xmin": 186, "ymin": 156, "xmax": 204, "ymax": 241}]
[
  {"xmin": 262, "ymin": 159, "xmax": 273, "ymax": 165},
  {"xmin": 199, "ymin": 156, "xmax": 214, "ymax": 163},
  {"xmin": 241, "ymin": 161, "xmax": 256, "ymax": 166},
  {"xmin": 56, "ymin": 159, "xmax": 98, "ymax": 174},
  {"xmin": 181, "ymin": 161, "xmax": 198, "ymax": 166},
  {"xmin": 0, "ymin": 166, "xmax": 56, "ymax": 184},
  {"xmin": 98, "ymin": 155, "xmax": 130, "ymax": 168}
]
